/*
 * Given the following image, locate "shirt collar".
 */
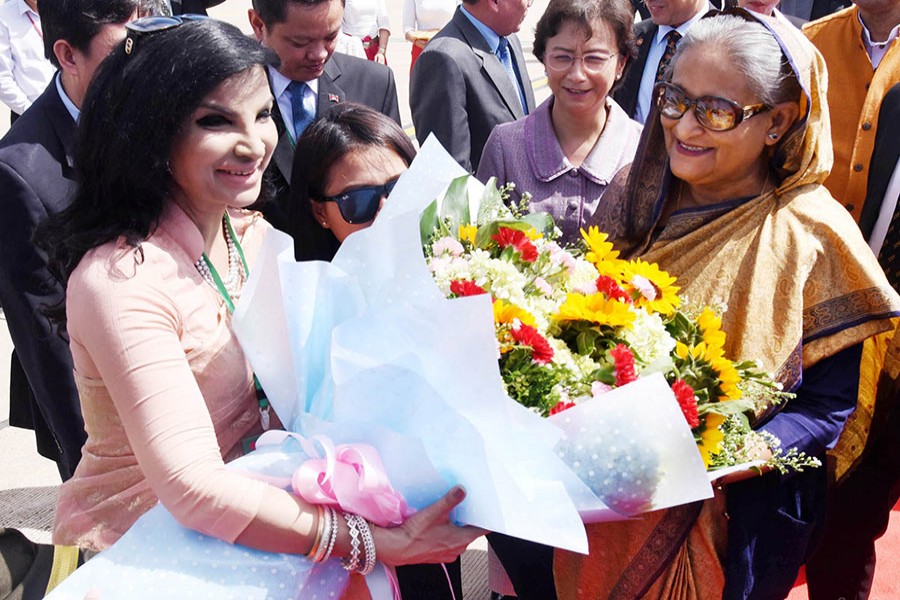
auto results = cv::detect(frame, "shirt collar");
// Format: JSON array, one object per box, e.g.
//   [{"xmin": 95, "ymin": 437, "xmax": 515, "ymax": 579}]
[
  {"xmin": 655, "ymin": 5, "xmax": 710, "ymax": 44},
  {"xmin": 267, "ymin": 65, "xmax": 319, "ymax": 97},
  {"xmin": 55, "ymin": 73, "xmax": 80, "ymax": 122},
  {"xmin": 528, "ymin": 97, "xmax": 633, "ymax": 184},
  {"xmin": 17, "ymin": 0, "xmax": 36, "ymax": 17},
  {"xmin": 858, "ymin": 10, "xmax": 900, "ymax": 50},
  {"xmin": 460, "ymin": 5, "xmax": 502, "ymax": 53}
]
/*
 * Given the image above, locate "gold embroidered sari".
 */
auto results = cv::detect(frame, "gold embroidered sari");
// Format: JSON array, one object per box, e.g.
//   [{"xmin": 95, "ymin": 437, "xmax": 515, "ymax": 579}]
[{"xmin": 554, "ymin": 12, "xmax": 900, "ymax": 600}]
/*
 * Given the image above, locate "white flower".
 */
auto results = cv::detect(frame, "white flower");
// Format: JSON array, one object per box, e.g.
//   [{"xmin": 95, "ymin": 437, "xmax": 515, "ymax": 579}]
[
  {"xmin": 533, "ymin": 276, "xmax": 553, "ymax": 296},
  {"xmin": 621, "ymin": 310, "xmax": 677, "ymax": 376}
]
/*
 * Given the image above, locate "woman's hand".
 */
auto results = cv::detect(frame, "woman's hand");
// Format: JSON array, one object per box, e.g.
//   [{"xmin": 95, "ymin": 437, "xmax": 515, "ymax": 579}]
[
  {"xmin": 374, "ymin": 49, "xmax": 387, "ymax": 64},
  {"xmin": 710, "ymin": 445, "xmax": 774, "ymax": 486},
  {"xmin": 372, "ymin": 486, "xmax": 486, "ymax": 566}
]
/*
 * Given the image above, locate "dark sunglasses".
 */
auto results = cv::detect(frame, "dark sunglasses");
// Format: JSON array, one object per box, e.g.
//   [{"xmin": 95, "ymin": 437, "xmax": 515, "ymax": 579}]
[
  {"xmin": 654, "ymin": 82, "xmax": 772, "ymax": 132},
  {"xmin": 320, "ymin": 178, "xmax": 399, "ymax": 224},
  {"xmin": 124, "ymin": 15, "xmax": 210, "ymax": 55}
]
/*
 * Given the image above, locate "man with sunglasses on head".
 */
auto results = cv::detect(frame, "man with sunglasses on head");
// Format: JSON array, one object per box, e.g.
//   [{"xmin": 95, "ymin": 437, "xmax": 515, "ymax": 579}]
[
  {"xmin": 612, "ymin": 0, "xmax": 716, "ymax": 123},
  {"xmin": 409, "ymin": 0, "xmax": 537, "ymax": 174},
  {"xmin": 247, "ymin": 0, "xmax": 401, "ymax": 251}
]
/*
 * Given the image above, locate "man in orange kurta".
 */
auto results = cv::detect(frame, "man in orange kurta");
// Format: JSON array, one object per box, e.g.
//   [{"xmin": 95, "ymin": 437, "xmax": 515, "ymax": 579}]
[{"xmin": 803, "ymin": 2, "xmax": 900, "ymax": 218}]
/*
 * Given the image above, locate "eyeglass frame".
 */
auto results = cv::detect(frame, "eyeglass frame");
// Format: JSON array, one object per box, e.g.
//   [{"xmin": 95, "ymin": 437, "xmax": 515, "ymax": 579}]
[
  {"xmin": 124, "ymin": 14, "xmax": 210, "ymax": 55},
  {"xmin": 653, "ymin": 81, "xmax": 773, "ymax": 132},
  {"xmin": 543, "ymin": 51, "xmax": 620, "ymax": 74},
  {"xmin": 317, "ymin": 177, "xmax": 399, "ymax": 225}
]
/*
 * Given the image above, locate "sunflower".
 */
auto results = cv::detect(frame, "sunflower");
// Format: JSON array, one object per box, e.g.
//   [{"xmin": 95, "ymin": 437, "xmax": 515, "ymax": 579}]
[
  {"xmin": 493, "ymin": 299, "xmax": 536, "ymax": 327},
  {"xmin": 697, "ymin": 413, "xmax": 726, "ymax": 468},
  {"xmin": 711, "ymin": 355, "xmax": 743, "ymax": 401},
  {"xmin": 554, "ymin": 292, "xmax": 637, "ymax": 328},
  {"xmin": 697, "ymin": 307, "xmax": 726, "ymax": 355},
  {"xmin": 524, "ymin": 227, "xmax": 543, "ymax": 241},
  {"xmin": 580, "ymin": 226, "xmax": 622, "ymax": 271},
  {"xmin": 458, "ymin": 224, "xmax": 478, "ymax": 245},
  {"xmin": 620, "ymin": 259, "xmax": 681, "ymax": 314}
]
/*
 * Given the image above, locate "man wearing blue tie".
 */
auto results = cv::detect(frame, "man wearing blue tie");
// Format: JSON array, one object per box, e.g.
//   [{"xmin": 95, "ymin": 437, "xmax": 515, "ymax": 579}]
[
  {"xmin": 410, "ymin": 0, "xmax": 537, "ymax": 173},
  {"xmin": 248, "ymin": 0, "xmax": 401, "ymax": 244}
]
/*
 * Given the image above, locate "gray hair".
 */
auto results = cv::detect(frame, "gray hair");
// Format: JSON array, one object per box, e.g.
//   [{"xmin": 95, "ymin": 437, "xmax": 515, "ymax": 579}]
[{"xmin": 670, "ymin": 14, "xmax": 800, "ymax": 106}]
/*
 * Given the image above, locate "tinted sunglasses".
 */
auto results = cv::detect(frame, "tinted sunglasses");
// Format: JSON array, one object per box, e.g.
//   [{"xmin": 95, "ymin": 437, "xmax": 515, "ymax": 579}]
[
  {"xmin": 321, "ymin": 177, "xmax": 399, "ymax": 224},
  {"xmin": 654, "ymin": 82, "xmax": 772, "ymax": 132},
  {"xmin": 124, "ymin": 15, "xmax": 209, "ymax": 55}
]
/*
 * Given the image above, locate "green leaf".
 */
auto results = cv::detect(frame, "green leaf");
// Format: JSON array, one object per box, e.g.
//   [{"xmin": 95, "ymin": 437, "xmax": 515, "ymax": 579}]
[
  {"xmin": 419, "ymin": 200, "xmax": 439, "ymax": 247},
  {"xmin": 521, "ymin": 212, "xmax": 555, "ymax": 237},
  {"xmin": 439, "ymin": 175, "xmax": 472, "ymax": 227}
]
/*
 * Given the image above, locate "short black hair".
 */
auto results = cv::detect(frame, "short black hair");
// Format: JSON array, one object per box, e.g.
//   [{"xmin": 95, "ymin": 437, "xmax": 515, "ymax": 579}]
[
  {"xmin": 252, "ymin": 0, "xmax": 345, "ymax": 28},
  {"xmin": 533, "ymin": 0, "xmax": 638, "ymax": 67},
  {"xmin": 41, "ymin": 0, "xmax": 165, "ymax": 68},
  {"xmin": 289, "ymin": 103, "xmax": 416, "ymax": 262},
  {"xmin": 38, "ymin": 19, "xmax": 278, "ymax": 290}
]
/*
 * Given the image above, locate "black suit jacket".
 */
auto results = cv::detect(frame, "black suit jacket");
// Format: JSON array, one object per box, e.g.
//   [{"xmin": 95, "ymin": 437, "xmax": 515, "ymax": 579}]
[
  {"xmin": 859, "ymin": 84, "xmax": 900, "ymax": 245},
  {"xmin": 259, "ymin": 53, "xmax": 400, "ymax": 246},
  {"xmin": 612, "ymin": 19, "xmax": 657, "ymax": 119},
  {"xmin": 170, "ymin": 0, "xmax": 223, "ymax": 15},
  {"xmin": 0, "ymin": 80, "xmax": 85, "ymax": 478},
  {"xmin": 409, "ymin": 7, "xmax": 536, "ymax": 173}
]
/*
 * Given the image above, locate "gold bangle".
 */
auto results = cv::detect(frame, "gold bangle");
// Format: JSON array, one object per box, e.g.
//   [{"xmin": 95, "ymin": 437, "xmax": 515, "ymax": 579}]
[{"xmin": 305, "ymin": 505, "xmax": 325, "ymax": 558}]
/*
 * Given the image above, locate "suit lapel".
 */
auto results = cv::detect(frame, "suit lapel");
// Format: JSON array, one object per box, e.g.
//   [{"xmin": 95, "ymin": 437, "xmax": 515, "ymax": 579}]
[
  {"xmin": 43, "ymin": 81, "xmax": 76, "ymax": 175},
  {"xmin": 859, "ymin": 88, "xmax": 900, "ymax": 239},
  {"xmin": 510, "ymin": 35, "xmax": 536, "ymax": 113},
  {"xmin": 453, "ymin": 10, "xmax": 526, "ymax": 119},
  {"xmin": 614, "ymin": 22, "xmax": 656, "ymax": 118},
  {"xmin": 264, "ymin": 68, "xmax": 294, "ymax": 185},
  {"xmin": 317, "ymin": 58, "xmax": 345, "ymax": 117}
]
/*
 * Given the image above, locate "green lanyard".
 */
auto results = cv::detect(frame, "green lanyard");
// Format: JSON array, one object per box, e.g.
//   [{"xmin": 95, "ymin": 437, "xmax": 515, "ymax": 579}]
[{"xmin": 198, "ymin": 213, "xmax": 270, "ymax": 430}]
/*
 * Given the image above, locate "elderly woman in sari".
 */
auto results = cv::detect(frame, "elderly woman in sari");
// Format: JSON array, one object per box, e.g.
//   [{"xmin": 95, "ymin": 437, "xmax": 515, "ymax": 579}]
[
  {"xmin": 476, "ymin": 0, "xmax": 642, "ymax": 246},
  {"xmin": 554, "ymin": 10, "xmax": 900, "ymax": 600}
]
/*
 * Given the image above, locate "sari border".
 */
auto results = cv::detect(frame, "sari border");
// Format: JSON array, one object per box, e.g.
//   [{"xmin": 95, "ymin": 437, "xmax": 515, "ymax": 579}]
[{"xmin": 802, "ymin": 287, "xmax": 899, "ymax": 343}]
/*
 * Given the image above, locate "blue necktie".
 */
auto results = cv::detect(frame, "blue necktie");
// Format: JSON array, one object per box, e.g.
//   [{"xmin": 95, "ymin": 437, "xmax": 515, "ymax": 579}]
[
  {"xmin": 497, "ymin": 37, "xmax": 527, "ymax": 114},
  {"xmin": 288, "ymin": 80, "xmax": 315, "ymax": 140}
]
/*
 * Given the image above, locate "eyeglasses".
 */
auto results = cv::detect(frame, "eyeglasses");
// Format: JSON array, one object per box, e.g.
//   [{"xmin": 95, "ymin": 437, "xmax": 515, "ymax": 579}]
[
  {"xmin": 653, "ymin": 82, "xmax": 772, "ymax": 132},
  {"xmin": 124, "ymin": 15, "xmax": 209, "ymax": 55},
  {"xmin": 320, "ymin": 177, "xmax": 398, "ymax": 224},
  {"xmin": 544, "ymin": 52, "xmax": 618, "ymax": 74}
]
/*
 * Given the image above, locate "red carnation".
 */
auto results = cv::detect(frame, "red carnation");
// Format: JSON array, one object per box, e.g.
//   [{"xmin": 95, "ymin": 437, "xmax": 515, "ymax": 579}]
[
  {"xmin": 549, "ymin": 401, "xmax": 576, "ymax": 415},
  {"xmin": 672, "ymin": 379, "xmax": 700, "ymax": 428},
  {"xmin": 609, "ymin": 344, "xmax": 637, "ymax": 386},
  {"xmin": 450, "ymin": 279, "xmax": 487, "ymax": 297},
  {"xmin": 596, "ymin": 275, "xmax": 632, "ymax": 303},
  {"xmin": 492, "ymin": 227, "xmax": 538, "ymax": 262},
  {"xmin": 511, "ymin": 323, "xmax": 555, "ymax": 364}
]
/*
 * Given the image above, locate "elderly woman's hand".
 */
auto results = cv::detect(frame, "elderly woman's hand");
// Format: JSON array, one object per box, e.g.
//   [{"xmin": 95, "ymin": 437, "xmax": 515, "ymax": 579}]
[{"xmin": 372, "ymin": 486, "xmax": 486, "ymax": 566}]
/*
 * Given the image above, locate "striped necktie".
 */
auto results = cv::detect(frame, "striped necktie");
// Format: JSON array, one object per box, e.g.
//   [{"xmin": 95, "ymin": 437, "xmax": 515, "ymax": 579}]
[
  {"xmin": 288, "ymin": 80, "xmax": 315, "ymax": 140},
  {"xmin": 497, "ymin": 37, "xmax": 527, "ymax": 114}
]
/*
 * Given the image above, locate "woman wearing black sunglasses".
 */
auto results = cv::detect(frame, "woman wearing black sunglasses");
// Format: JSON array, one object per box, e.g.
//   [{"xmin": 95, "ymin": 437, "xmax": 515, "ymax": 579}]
[
  {"xmin": 554, "ymin": 10, "xmax": 900, "ymax": 600},
  {"xmin": 37, "ymin": 17, "xmax": 480, "ymax": 585},
  {"xmin": 289, "ymin": 102, "xmax": 416, "ymax": 262}
]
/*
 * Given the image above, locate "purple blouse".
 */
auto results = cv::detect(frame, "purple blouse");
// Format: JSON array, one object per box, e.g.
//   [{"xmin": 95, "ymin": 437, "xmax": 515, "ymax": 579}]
[{"xmin": 476, "ymin": 96, "xmax": 643, "ymax": 245}]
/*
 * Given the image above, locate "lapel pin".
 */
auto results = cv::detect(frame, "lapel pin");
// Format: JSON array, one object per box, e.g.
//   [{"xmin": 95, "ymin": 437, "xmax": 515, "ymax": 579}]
[{"xmin": 328, "ymin": 94, "xmax": 340, "ymax": 103}]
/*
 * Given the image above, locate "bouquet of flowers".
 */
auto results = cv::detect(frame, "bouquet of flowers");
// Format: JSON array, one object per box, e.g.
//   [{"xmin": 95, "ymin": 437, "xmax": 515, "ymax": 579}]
[{"xmin": 421, "ymin": 175, "xmax": 820, "ymax": 476}]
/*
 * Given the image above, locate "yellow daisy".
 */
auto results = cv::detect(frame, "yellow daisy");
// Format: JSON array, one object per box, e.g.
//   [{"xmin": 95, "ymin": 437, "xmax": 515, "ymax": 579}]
[
  {"xmin": 554, "ymin": 292, "xmax": 637, "ymax": 328},
  {"xmin": 493, "ymin": 299, "xmax": 536, "ymax": 327},
  {"xmin": 620, "ymin": 259, "xmax": 681, "ymax": 314},
  {"xmin": 697, "ymin": 413, "xmax": 726, "ymax": 468},
  {"xmin": 458, "ymin": 224, "xmax": 478, "ymax": 245}
]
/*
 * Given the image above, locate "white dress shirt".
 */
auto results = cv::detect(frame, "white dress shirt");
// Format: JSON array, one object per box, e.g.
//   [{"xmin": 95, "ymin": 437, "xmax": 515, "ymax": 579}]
[
  {"xmin": 0, "ymin": 0, "xmax": 56, "ymax": 115},
  {"xmin": 403, "ymin": 0, "xmax": 456, "ymax": 33},
  {"xmin": 268, "ymin": 66, "xmax": 318, "ymax": 144},
  {"xmin": 342, "ymin": 0, "xmax": 391, "ymax": 39},
  {"xmin": 859, "ymin": 11, "xmax": 900, "ymax": 69},
  {"xmin": 634, "ymin": 8, "xmax": 709, "ymax": 124}
]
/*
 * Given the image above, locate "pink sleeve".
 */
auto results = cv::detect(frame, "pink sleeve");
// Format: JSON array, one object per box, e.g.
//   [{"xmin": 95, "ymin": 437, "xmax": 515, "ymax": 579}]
[{"xmin": 67, "ymin": 252, "xmax": 268, "ymax": 543}]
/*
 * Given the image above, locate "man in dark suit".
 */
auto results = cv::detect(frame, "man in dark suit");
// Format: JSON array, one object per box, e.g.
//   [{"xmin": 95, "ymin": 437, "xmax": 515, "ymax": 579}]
[
  {"xmin": 0, "ymin": 0, "xmax": 160, "ymax": 480},
  {"xmin": 248, "ymin": 0, "xmax": 400, "ymax": 240},
  {"xmin": 612, "ymin": 0, "xmax": 710, "ymax": 122},
  {"xmin": 409, "ymin": 0, "xmax": 536, "ymax": 173},
  {"xmin": 806, "ymin": 83, "xmax": 900, "ymax": 600}
]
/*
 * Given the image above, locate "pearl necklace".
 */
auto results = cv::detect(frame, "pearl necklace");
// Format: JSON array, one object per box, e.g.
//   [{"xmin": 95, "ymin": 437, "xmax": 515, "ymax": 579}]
[{"xmin": 195, "ymin": 215, "xmax": 245, "ymax": 301}]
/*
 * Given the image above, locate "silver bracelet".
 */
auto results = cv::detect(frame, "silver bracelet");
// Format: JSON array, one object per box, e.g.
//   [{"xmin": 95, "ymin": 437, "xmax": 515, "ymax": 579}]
[
  {"xmin": 341, "ymin": 512, "xmax": 362, "ymax": 572},
  {"xmin": 311, "ymin": 506, "xmax": 332, "ymax": 563},
  {"xmin": 357, "ymin": 517, "xmax": 376, "ymax": 575},
  {"xmin": 321, "ymin": 507, "xmax": 338, "ymax": 563}
]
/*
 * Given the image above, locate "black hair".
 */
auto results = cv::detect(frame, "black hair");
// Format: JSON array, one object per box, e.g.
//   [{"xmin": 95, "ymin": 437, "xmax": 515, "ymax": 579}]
[
  {"xmin": 37, "ymin": 19, "xmax": 278, "ymax": 302},
  {"xmin": 41, "ymin": 0, "xmax": 165, "ymax": 68},
  {"xmin": 288, "ymin": 103, "xmax": 416, "ymax": 262},
  {"xmin": 533, "ymin": 0, "xmax": 638, "ymax": 89},
  {"xmin": 251, "ymin": 0, "xmax": 345, "ymax": 28}
]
